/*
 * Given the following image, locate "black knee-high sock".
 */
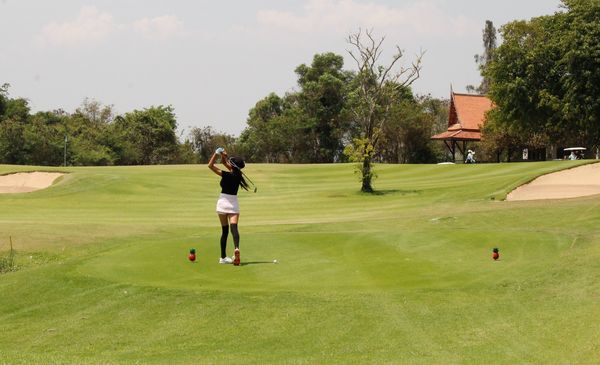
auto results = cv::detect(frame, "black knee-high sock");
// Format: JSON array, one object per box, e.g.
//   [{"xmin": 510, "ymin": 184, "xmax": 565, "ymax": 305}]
[
  {"xmin": 220, "ymin": 225, "xmax": 229, "ymax": 258},
  {"xmin": 230, "ymin": 224, "xmax": 240, "ymax": 249}
]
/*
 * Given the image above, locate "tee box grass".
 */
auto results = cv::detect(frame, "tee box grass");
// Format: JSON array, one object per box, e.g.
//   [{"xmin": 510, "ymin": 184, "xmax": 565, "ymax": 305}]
[{"xmin": 0, "ymin": 161, "xmax": 598, "ymax": 364}]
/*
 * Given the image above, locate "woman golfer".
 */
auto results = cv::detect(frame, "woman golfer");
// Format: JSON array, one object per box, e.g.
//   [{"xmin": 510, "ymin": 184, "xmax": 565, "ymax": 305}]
[{"xmin": 208, "ymin": 147, "xmax": 249, "ymax": 265}]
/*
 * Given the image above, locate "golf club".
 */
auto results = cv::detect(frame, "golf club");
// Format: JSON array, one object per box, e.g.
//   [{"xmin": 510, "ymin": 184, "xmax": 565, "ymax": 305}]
[{"xmin": 228, "ymin": 157, "xmax": 257, "ymax": 193}]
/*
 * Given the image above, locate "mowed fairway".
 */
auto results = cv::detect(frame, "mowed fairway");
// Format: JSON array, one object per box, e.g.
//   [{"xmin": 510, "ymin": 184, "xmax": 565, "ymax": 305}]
[{"xmin": 1, "ymin": 161, "xmax": 599, "ymax": 364}]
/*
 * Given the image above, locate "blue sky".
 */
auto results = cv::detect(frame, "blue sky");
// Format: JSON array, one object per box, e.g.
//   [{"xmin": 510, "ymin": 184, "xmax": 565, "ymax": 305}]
[{"xmin": 0, "ymin": 0, "xmax": 562, "ymax": 135}]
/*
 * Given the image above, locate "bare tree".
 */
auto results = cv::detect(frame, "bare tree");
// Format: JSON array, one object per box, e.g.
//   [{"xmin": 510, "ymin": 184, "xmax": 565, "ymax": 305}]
[
  {"xmin": 345, "ymin": 29, "xmax": 424, "ymax": 192},
  {"xmin": 76, "ymin": 98, "xmax": 114, "ymax": 124},
  {"xmin": 189, "ymin": 126, "xmax": 236, "ymax": 163}
]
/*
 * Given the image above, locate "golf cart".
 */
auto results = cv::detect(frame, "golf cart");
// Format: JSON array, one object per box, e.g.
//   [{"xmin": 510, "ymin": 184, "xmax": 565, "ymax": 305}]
[{"xmin": 563, "ymin": 147, "xmax": 586, "ymax": 160}]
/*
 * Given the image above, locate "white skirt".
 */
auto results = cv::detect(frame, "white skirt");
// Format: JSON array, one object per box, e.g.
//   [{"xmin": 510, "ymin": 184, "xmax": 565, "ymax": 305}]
[{"xmin": 216, "ymin": 193, "xmax": 240, "ymax": 214}]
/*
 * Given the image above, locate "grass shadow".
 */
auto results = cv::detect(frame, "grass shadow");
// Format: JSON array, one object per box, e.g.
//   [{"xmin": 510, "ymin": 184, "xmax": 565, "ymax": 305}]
[
  {"xmin": 360, "ymin": 189, "xmax": 421, "ymax": 196},
  {"xmin": 240, "ymin": 261, "xmax": 277, "ymax": 266}
]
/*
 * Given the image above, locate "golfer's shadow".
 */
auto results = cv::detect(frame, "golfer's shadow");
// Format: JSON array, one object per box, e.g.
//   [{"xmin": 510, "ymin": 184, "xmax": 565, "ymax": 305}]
[{"xmin": 240, "ymin": 261, "xmax": 276, "ymax": 266}]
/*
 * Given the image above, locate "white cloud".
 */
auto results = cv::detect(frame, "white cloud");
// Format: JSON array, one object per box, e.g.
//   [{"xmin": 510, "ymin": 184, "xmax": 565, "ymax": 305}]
[
  {"xmin": 256, "ymin": 0, "xmax": 476, "ymax": 38},
  {"xmin": 133, "ymin": 15, "xmax": 186, "ymax": 41},
  {"xmin": 36, "ymin": 6, "xmax": 116, "ymax": 47},
  {"xmin": 35, "ymin": 7, "xmax": 187, "ymax": 47}
]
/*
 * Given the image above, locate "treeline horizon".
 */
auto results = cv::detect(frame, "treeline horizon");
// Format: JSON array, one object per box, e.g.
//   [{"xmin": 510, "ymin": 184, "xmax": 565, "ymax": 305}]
[
  {"xmin": 0, "ymin": 87, "xmax": 196, "ymax": 166},
  {"xmin": 0, "ymin": 56, "xmax": 450, "ymax": 166}
]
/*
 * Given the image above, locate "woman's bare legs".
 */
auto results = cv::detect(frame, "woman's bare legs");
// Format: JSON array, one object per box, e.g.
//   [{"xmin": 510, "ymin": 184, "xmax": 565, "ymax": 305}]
[{"xmin": 228, "ymin": 214, "xmax": 239, "ymax": 225}]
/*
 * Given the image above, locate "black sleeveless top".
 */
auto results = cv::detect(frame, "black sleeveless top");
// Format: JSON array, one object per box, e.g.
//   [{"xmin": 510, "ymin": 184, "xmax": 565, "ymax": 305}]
[{"xmin": 220, "ymin": 171, "xmax": 241, "ymax": 195}]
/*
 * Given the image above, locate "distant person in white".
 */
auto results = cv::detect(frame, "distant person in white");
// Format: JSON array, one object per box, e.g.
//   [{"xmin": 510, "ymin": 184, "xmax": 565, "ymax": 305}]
[{"xmin": 465, "ymin": 150, "xmax": 476, "ymax": 164}]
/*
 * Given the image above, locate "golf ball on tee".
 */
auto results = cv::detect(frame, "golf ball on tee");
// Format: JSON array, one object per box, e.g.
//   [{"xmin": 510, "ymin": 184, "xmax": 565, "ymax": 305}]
[{"xmin": 273, "ymin": 259, "xmax": 278, "ymax": 264}]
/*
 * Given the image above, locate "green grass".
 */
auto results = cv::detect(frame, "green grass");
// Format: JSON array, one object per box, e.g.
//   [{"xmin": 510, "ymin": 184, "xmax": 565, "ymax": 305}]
[{"xmin": 1, "ymin": 161, "xmax": 599, "ymax": 364}]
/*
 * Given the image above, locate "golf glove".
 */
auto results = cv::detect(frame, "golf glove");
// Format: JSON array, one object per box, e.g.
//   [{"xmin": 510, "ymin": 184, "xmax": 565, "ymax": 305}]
[{"xmin": 215, "ymin": 147, "xmax": 225, "ymax": 155}]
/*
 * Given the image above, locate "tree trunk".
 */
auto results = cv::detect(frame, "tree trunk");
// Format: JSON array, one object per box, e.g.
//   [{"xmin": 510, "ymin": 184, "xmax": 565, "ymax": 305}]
[{"xmin": 361, "ymin": 157, "xmax": 373, "ymax": 192}]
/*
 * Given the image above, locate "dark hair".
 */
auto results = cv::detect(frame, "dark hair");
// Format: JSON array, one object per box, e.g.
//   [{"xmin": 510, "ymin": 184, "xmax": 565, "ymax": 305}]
[
  {"xmin": 229, "ymin": 157, "xmax": 249, "ymax": 191},
  {"xmin": 230, "ymin": 156, "xmax": 245, "ymax": 169}
]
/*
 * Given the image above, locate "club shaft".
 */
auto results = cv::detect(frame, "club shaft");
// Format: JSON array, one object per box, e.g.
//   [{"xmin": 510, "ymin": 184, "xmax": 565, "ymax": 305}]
[{"xmin": 241, "ymin": 171, "xmax": 255, "ymax": 186}]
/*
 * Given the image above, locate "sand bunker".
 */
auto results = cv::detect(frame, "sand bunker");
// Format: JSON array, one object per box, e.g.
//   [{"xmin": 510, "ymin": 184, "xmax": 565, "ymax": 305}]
[
  {"xmin": 507, "ymin": 163, "xmax": 600, "ymax": 201},
  {"xmin": 0, "ymin": 172, "xmax": 64, "ymax": 194}
]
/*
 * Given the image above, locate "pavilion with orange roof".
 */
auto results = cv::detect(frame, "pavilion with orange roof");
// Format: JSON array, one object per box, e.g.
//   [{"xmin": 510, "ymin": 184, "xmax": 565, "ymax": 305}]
[{"xmin": 431, "ymin": 91, "xmax": 494, "ymax": 161}]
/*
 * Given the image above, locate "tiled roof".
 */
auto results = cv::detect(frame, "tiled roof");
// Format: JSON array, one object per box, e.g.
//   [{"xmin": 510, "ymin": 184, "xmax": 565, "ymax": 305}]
[
  {"xmin": 431, "ymin": 129, "xmax": 481, "ymax": 141},
  {"xmin": 451, "ymin": 93, "xmax": 493, "ymax": 130},
  {"xmin": 432, "ymin": 92, "xmax": 493, "ymax": 141}
]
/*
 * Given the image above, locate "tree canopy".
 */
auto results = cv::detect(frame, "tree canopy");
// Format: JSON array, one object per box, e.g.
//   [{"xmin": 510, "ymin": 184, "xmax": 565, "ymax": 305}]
[
  {"xmin": 0, "ymin": 85, "xmax": 194, "ymax": 166},
  {"xmin": 484, "ymin": 0, "xmax": 600, "ymax": 151}
]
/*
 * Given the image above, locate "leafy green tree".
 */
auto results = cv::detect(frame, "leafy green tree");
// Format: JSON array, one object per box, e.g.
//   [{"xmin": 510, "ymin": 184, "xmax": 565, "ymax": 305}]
[
  {"xmin": 237, "ymin": 93, "xmax": 290, "ymax": 162},
  {"xmin": 424, "ymin": 97, "xmax": 453, "ymax": 162},
  {"xmin": 294, "ymin": 53, "xmax": 352, "ymax": 162},
  {"xmin": 480, "ymin": 113, "xmax": 551, "ymax": 162},
  {"xmin": 480, "ymin": 113, "xmax": 527, "ymax": 162},
  {"xmin": 345, "ymin": 29, "xmax": 423, "ymax": 192},
  {"xmin": 486, "ymin": 17, "xmax": 564, "ymax": 140},
  {"xmin": 238, "ymin": 53, "xmax": 352, "ymax": 163},
  {"xmin": 176, "ymin": 140, "xmax": 198, "ymax": 164},
  {"xmin": 0, "ymin": 86, "xmax": 30, "ymax": 164},
  {"xmin": 107, "ymin": 117, "xmax": 141, "ymax": 165},
  {"xmin": 0, "ymin": 83, "xmax": 9, "ymax": 117},
  {"xmin": 276, "ymin": 97, "xmax": 320, "ymax": 162},
  {"xmin": 379, "ymin": 95, "xmax": 445, "ymax": 163},
  {"xmin": 55, "ymin": 100, "xmax": 117, "ymax": 166},
  {"xmin": 0, "ymin": 119, "xmax": 26, "ymax": 164},
  {"xmin": 559, "ymin": 0, "xmax": 600, "ymax": 147},
  {"xmin": 485, "ymin": 0, "xmax": 600, "ymax": 149},
  {"xmin": 114, "ymin": 106, "xmax": 179, "ymax": 165},
  {"xmin": 69, "ymin": 139, "xmax": 115, "ymax": 166},
  {"xmin": 422, "ymin": 96, "xmax": 450, "ymax": 138},
  {"xmin": 0, "ymin": 84, "xmax": 29, "ymax": 124},
  {"xmin": 4, "ymin": 99, "xmax": 30, "ymax": 124},
  {"xmin": 24, "ymin": 112, "xmax": 66, "ymax": 166},
  {"xmin": 0, "ymin": 87, "xmax": 193, "ymax": 166}
]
